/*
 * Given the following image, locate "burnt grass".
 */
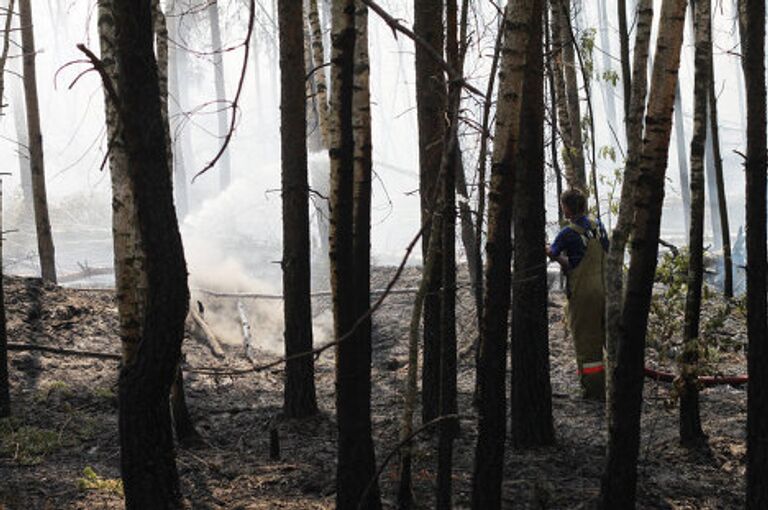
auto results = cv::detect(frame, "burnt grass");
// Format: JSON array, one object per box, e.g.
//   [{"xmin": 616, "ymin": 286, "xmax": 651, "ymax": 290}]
[{"xmin": 0, "ymin": 269, "xmax": 747, "ymax": 509}]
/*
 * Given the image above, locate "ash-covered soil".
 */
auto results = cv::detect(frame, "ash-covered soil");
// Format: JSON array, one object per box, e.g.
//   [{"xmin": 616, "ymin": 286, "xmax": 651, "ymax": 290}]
[{"xmin": 0, "ymin": 269, "xmax": 748, "ymax": 509}]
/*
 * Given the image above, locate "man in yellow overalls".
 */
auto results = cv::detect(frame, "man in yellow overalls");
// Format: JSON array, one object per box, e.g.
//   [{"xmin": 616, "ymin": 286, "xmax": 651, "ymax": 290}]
[{"xmin": 546, "ymin": 189, "xmax": 608, "ymax": 400}]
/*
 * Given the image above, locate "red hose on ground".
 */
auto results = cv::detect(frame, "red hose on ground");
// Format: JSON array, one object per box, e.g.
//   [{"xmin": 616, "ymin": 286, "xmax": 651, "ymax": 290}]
[{"xmin": 644, "ymin": 367, "xmax": 748, "ymax": 386}]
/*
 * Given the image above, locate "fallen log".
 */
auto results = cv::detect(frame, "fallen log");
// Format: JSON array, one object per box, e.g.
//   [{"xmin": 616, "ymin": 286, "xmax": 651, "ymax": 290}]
[
  {"xmin": 58, "ymin": 265, "xmax": 114, "ymax": 284},
  {"xmin": 644, "ymin": 366, "xmax": 748, "ymax": 386},
  {"xmin": 7, "ymin": 342, "xmax": 121, "ymax": 361},
  {"xmin": 189, "ymin": 305, "xmax": 225, "ymax": 359}
]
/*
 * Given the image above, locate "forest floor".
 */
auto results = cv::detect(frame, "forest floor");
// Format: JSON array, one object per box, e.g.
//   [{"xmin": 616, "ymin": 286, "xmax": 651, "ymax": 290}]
[{"xmin": 0, "ymin": 268, "xmax": 748, "ymax": 509}]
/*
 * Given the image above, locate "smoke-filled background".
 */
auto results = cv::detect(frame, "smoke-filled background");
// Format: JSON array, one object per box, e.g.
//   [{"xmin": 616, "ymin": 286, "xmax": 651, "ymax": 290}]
[{"xmin": 1, "ymin": 0, "xmax": 751, "ymax": 305}]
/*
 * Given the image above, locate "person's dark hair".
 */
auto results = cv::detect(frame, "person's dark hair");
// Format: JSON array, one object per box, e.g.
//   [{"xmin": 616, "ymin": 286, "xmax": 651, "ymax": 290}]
[{"xmin": 560, "ymin": 188, "xmax": 587, "ymax": 215}]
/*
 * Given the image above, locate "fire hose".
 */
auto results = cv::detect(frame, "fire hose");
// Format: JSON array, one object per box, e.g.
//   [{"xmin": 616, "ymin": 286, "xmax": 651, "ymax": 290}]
[{"xmin": 644, "ymin": 366, "xmax": 748, "ymax": 387}]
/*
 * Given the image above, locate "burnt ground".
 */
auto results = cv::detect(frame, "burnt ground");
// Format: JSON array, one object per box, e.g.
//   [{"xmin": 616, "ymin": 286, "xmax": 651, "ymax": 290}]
[{"xmin": 0, "ymin": 268, "xmax": 748, "ymax": 509}]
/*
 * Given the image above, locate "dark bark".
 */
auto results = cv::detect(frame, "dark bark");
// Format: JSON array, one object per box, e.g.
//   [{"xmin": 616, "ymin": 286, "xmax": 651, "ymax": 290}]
[
  {"xmin": 600, "ymin": 1, "xmax": 687, "ymax": 507},
  {"xmin": 279, "ymin": 0, "xmax": 318, "ymax": 419},
  {"xmin": 111, "ymin": 0, "xmax": 190, "ymax": 507},
  {"xmin": 170, "ymin": 367, "xmax": 203, "ymax": 447},
  {"xmin": 0, "ymin": 180, "xmax": 8, "ymax": 418},
  {"xmin": 19, "ymin": 0, "xmax": 56, "ymax": 284},
  {"xmin": 510, "ymin": 0, "xmax": 552, "ymax": 449},
  {"xmin": 742, "ymin": 0, "xmax": 768, "ymax": 507},
  {"xmin": 437, "ymin": 1, "xmax": 460, "ymax": 507},
  {"xmin": 472, "ymin": 1, "xmax": 535, "ymax": 507},
  {"xmin": 706, "ymin": 54, "xmax": 733, "ymax": 298},
  {"xmin": 544, "ymin": 5, "xmax": 563, "ymax": 224},
  {"xmin": 414, "ymin": 0, "xmax": 446, "ymax": 424},
  {"xmin": 617, "ymin": 0, "xmax": 631, "ymax": 121},
  {"xmin": 679, "ymin": 0, "xmax": 708, "ymax": 448},
  {"xmin": 329, "ymin": 1, "xmax": 380, "ymax": 508}
]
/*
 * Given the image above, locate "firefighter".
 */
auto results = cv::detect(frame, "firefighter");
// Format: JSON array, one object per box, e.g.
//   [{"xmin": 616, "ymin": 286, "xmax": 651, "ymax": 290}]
[{"xmin": 545, "ymin": 189, "xmax": 608, "ymax": 401}]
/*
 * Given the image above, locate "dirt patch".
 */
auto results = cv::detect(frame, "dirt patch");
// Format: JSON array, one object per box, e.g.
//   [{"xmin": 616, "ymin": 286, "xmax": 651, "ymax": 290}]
[{"xmin": 0, "ymin": 271, "xmax": 747, "ymax": 509}]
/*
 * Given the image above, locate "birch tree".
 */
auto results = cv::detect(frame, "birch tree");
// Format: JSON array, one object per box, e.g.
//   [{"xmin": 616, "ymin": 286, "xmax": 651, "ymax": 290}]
[
  {"xmin": 329, "ymin": 0, "xmax": 380, "ymax": 507},
  {"xmin": 208, "ymin": 0, "xmax": 231, "ymax": 191},
  {"xmin": 600, "ymin": 1, "xmax": 687, "ymax": 506},
  {"xmin": 472, "ymin": 1, "xmax": 536, "ymax": 507},
  {"xmin": 107, "ymin": 0, "xmax": 190, "ymax": 504}
]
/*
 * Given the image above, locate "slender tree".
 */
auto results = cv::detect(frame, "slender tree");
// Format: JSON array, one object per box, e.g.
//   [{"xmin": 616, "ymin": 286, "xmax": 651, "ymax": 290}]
[
  {"xmin": 472, "ymin": 1, "xmax": 535, "ymax": 507},
  {"xmin": 600, "ymin": 1, "xmax": 687, "ymax": 506},
  {"xmin": 706, "ymin": 50, "xmax": 733, "ymax": 297},
  {"xmin": 741, "ymin": 0, "xmax": 768, "ymax": 506},
  {"xmin": 105, "ymin": 0, "xmax": 190, "ymax": 504},
  {"xmin": 414, "ymin": 0, "xmax": 445, "ymax": 424},
  {"xmin": 19, "ymin": 0, "xmax": 56, "ymax": 283},
  {"xmin": 329, "ymin": 0, "xmax": 380, "ymax": 507},
  {"xmin": 674, "ymin": 81, "xmax": 691, "ymax": 237},
  {"xmin": 208, "ymin": 0, "xmax": 231, "ymax": 190},
  {"xmin": 279, "ymin": 0, "xmax": 319, "ymax": 419},
  {"xmin": 617, "ymin": 0, "xmax": 631, "ymax": 121},
  {"xmin": 553, "ymin": 0, "xmax": 585, "ymax": 188},
  {"xmin": 167, "ymin": 0, "xmax": 189, "ymax": 219},
  {"xmin": 510, "ymin": 0, "xmax": 552, "ymax": 448},
  {"xmin": 0, "ymin": 0, "xmax": 15, "ymax": 420},
  {"xmin": 679, "ymin": 0, "xmax": 709, "ymax": 448},
  {"xmin": 604, "ymin": 0, "xmax": 653, "ymax": 423}
]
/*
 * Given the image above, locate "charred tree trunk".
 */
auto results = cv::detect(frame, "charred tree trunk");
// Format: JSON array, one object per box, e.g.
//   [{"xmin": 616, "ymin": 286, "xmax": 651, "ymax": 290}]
[
  {"xmin": 600, "ymin": 1, "xmax": 687, "ymax": 506},
  {"xmin": 742, "ymin": 0, "xmax": 768, "ymax": 506},
  {"xmin": 279, "ymin": 0, "xmax": 318, "ymax": 419},
  {"xmin": 19, "ymin": 0, "xmax": 56, "ymax": 283},
  {"xmin": 414, "ymin": 0, "xmax": 446, "ymax": 424},
  {"xmin": 471, "ymin": 2, "xmax": 535, "ymax": 507},
  {"xmin": 208, "ymin": 0, "xmax": 231, "ymax": 191},
  {"xmin": 679, "ymin": 0, "xmax": 709, "ymax": 448},
  {"xmin": 110, "ymin": 0, "xmax": 190, "ymax": 507},
  {"xmin": 549, "ymin": 1, "xmax": 577, "ymax": 188},
  {"xmin": 0, "ymin": 178, "xmax": 8, "ymax": 418},
  {"xmin": 510, "ymin": 0, "xmax": 552, "ymax": 449},
  {"xmin": 617, "ymin": 0, "xmax": 631, "ymax": 121},
  {"xmin": 706, "ymin": 53, "xmax": 733, "ymax": 298},
  {"xmin": 329, "ymin": 1, "xmax": 380, "ymax": 508},
  {"xmin": 604, "ymin": 0, "xmax": 653, "ymax": 429}
]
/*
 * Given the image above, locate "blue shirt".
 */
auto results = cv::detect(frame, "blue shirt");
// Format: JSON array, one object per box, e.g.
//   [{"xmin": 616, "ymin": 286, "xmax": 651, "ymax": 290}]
[{"xmin": 550, "ymin": 216, "xmax": 609, "ymax": 270}]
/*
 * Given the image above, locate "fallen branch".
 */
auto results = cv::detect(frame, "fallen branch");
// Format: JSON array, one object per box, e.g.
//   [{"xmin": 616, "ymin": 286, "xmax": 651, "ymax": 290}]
[
  {"xmin": 189, "ymin": 307, "xmax": 225, "ymax": 359},
  {"xmin": 195, "ymin": 286, "xmax": 419, "ymax": 300},
  {"xmin": 7, "ymin": 343, "xmax": 121, "ymax": 361},
  {"xmin": 644, "ymin": 366, "xmax": 747, "ymax": 386}
]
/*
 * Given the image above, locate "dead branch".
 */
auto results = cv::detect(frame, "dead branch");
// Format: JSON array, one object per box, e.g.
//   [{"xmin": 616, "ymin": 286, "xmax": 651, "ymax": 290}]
[
  {"xmin": 189, "ymin": 306, "xmax": 225, "ymax": 359},
  {"xmin": 7, "ymin": 343, "xmax": 121, "ymax": 361}
]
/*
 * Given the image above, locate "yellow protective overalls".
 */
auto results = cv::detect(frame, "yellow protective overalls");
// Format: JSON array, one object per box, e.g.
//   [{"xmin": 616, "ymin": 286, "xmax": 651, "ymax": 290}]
[{"xmin": 565, "ymin": 219, "xmax": 606, "ymax": 400}]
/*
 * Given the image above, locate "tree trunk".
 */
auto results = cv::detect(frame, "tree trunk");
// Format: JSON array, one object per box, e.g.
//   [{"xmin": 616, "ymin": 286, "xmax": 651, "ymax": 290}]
[
  {"xmin": 414, "ymin": 0, "xmax": 446, "ymax": 425},
  {"xmin": 308, "ymin": 0, "xmax": 331, "ymax": 149},
  {"xmin": 554, "ymin": 0, "xmax": 586, "ymax": 189},
  {"xmin": 510, "ymin": 0, "xmax": 552, "ymax": 449},
  {"xmin": 600, "ymin": 1, "xmax": 687, "ymax": 507},
  {"xmin": 471, "ymin": 2, "xmax": 535, "ymax": 507},
  {"xmin": 741, "ymin": 0, "xmax": 768, "ymax": 506},
  {"xmin": 0, "ymin": 178, "xmax": 8, "ymax": 418},
  {"xmin": 674, "ymin": 81, "xmax": 691, "ymax": 238},
  {"xmin": 549, "ymin": 0, "xmax": 577, "ymax": 188},
  {"xmin": 110, "ymin": 0, "xmax": 190, "ymax": 507},
  {"xmin": 544, "ymin": 5, "xmax": 563, "ymax": 225},
  {"xmin": 208, "ymin": 1, "xmax": 231, "ymax": 191},
  {"xmin": 679, "ymin": 0, "xmax": 709, "ymax": 448},
  {"xmin": 617, "ymin": 0, "xmax": 631, "ymax": 121},
  {"xmin": 19, "ymin": 0, "xmax": 56, "ymax": 283},
  {"xmin": 329, "ymin": 1, "xmax": 380, "ymax": 508},
  {"xmin": 597, "ymin": 0, "xmax": 619, "ymax": 137},
  {"xmin": 706, "ymin": 53, "xmax": 733, "ymax": 298},
  {"xmin": 279, "ymin": 0, "xmax": 319, "ymax": 419},
  {"xmin": 603, "ymin": 0, "xmax": 653, "ymax": 431},
  {"xmin": 167, "ymin": 0, "xmax": 189, "ymax": 220}
]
